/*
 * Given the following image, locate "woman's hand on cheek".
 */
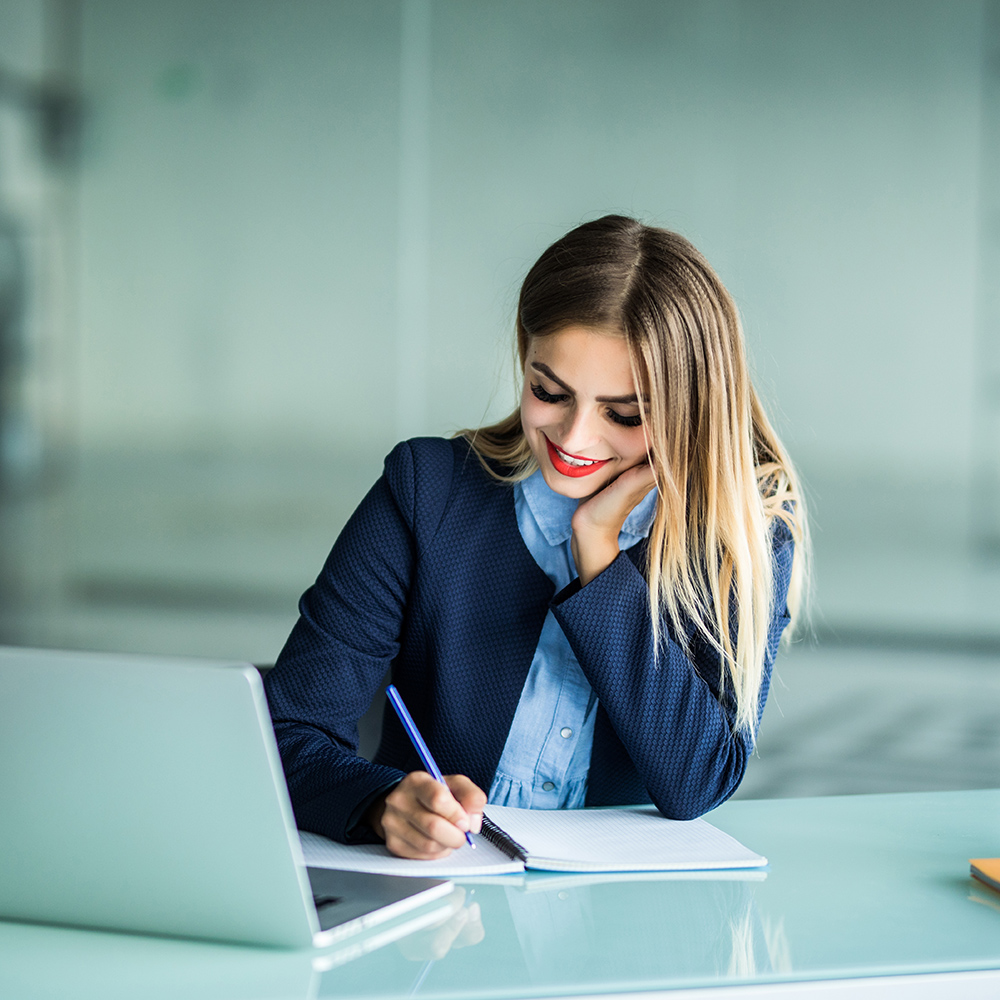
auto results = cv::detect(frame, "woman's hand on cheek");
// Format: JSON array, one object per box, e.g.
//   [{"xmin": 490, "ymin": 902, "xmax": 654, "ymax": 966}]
[
  {"xmin": 571, "ymin": 462, "xmax": 657, "ymax": 586},
  {"xmin": 367, "ymin": 772, "xmax": 486, "ymax": 860}
]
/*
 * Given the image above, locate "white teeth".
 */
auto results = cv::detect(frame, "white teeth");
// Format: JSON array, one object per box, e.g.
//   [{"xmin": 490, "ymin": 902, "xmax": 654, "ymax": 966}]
[{"xmin": 555, "ymin": 446, "xmax": 597, "ymax": 467}]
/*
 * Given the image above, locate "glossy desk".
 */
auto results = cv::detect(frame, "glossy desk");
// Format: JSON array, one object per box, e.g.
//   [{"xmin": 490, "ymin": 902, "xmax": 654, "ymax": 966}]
[{"xmin": 4, "ymin": 790, "xmax": 1000, "ymax": 1000}]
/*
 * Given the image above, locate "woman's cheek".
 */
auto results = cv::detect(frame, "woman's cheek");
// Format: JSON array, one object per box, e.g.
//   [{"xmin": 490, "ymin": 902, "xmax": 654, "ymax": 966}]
[
  {"xmin": 521, "ymin": 398, "xmax": 549, "ymax": 437},
  {"xmin": 519, "ymin": 390, "xmax": 539, "ymax": 425},
  {"xmin": 599, "ymin": 429, "xmax": 631, "ymax": 467}
]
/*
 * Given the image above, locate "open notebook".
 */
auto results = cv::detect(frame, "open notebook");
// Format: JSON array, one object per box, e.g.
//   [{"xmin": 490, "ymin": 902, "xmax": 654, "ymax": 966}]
[{"xmin": 301, "ymin": 804, "xmax": 766, "ymax": 878}]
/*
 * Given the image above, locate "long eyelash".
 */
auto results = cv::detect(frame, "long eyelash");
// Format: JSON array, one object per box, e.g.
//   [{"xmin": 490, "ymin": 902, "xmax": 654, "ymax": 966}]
[
  {"xmin": 530, "ymin": 382, "xmax": 568, "ymax": 404},
  {"xmin": 530, "ymin": 381, "xmax": 640, "ymax": 426},
  {"xmin": 607, "ymin": 409, "xmax": 642, "ymax": 428}
]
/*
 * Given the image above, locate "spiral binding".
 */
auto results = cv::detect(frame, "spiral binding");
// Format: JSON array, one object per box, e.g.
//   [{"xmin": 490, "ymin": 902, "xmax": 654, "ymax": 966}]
[{"xmin": 479, "ymin": 815, "xmax": 528, "ymax": 863}]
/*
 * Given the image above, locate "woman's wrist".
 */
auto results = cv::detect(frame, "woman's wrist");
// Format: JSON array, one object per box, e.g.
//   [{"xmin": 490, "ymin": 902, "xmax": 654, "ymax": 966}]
[
  {"xmin": 572, "ymin": 530, "xmax": 620, "ymax": 586},
  {"xmin": 362, "ymin": 794, "xmax": 387, "ymax": 840}
]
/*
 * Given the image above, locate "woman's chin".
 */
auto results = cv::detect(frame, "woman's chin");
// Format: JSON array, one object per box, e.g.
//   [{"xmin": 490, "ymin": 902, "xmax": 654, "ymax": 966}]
[{"xmin": 539, "ymin": 464, "xmax": 614, "ymax": 499}]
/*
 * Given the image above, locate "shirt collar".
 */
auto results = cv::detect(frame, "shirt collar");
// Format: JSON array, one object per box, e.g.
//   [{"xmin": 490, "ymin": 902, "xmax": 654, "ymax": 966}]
[{"xmin": 518, "ymin": 468, "xmax": 658, "ymax": 548}]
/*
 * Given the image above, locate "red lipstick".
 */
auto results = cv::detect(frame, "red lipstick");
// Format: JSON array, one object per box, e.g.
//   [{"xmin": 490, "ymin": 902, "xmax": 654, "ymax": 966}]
[{"xmin": 545, "ymin": 437, "xmax": 610, "ymax": 478}]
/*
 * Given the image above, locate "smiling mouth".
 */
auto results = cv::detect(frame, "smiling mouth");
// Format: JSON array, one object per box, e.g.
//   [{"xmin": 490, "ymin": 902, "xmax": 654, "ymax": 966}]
[{"xmin": 544, "ymin": 437, "xmax": 611, "ymax": 478}]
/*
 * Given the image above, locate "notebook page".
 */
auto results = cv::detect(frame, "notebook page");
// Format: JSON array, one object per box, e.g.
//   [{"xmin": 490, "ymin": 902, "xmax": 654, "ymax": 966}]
[
  {"xmin": 482, "ymin": 804, "xmax": 766, "ymax": 872},
  {"xmin": 299, "ymin": 830, "xmax": 524, "ymax": 877}
]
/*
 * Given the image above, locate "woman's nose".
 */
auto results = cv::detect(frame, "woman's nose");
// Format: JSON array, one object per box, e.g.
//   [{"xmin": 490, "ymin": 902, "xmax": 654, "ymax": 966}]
[{"xmin": 558, "ymin": 405, "xmax": 602, "ymax": 455}]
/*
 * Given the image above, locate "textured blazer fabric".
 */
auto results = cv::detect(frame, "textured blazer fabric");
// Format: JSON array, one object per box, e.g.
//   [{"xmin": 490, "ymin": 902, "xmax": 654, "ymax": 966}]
[{"xmin": 264, "ymin": 437, "xmax": 794, "ymax": 844}]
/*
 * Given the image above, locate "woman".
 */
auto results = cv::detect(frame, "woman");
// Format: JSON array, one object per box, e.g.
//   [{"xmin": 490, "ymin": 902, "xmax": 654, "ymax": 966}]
[{"xmin": 264, "ymin": 215, "xmax": 807, "ymax": 860}]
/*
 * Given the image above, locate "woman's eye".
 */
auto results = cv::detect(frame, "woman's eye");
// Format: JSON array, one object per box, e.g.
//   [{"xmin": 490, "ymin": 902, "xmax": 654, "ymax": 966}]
[
  {"xmin": 607, "ymin": 409, "xmax": 642, "ymax": 428},
  {"xmin": 530, "ymin": 382, "xmax": 568, "ymax": 404}
]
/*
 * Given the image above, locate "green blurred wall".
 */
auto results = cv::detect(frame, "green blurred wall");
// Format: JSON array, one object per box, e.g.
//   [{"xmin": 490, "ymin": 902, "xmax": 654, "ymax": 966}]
[{"xmin": 75, "ymin": 0, "xmax": 986, "ymax": 482}]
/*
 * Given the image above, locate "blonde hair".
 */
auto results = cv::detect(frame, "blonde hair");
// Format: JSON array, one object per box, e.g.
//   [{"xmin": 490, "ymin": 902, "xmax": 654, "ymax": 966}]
[{"xmin": 461, "ymin": 216, "xmax": 807, "ymax": 735}]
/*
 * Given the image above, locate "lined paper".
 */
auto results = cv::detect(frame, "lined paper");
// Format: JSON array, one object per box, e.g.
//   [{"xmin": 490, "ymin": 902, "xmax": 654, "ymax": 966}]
[
  {"xmin": 300, "ymin": 831, "xmax": 523, "ymax": 877},
  {"xmin": 483, "ymin": 804, "xmax": 767, "ymax": 872},
  {"xmin": 300, "ymin": 805, "xmax": 765, "ymax": 877}
]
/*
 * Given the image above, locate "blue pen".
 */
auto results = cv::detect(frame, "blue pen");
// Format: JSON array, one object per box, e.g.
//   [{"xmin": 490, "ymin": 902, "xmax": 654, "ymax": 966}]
[{"xmin": 385, "ymin": 684, "xmax": 476, "ymax": 849}]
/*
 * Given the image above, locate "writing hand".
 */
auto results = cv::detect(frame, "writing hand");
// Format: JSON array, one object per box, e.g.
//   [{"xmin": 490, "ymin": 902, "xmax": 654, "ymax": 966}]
[
  {"xmin": 365, "ymin": 772, "xmax": 486, "ymax": 859},
  {"xmin": 571, "ymin": 461, "xmax": 657, "ymax": 586}
]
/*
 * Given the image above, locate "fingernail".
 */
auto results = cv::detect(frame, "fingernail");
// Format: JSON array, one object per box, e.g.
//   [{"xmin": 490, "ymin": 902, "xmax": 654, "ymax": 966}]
[
  {"xmin": 470, "ymin": 813, "xmax": 483, "ymax": 834},
  {"xmin": 457, "ymin": 816, "xmax": 470, "ymax": 832}
]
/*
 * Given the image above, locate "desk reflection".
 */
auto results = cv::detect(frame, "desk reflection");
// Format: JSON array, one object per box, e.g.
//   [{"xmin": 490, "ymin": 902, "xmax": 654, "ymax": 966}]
[
  {"xmin": 501, "ymin": 873, "xmax": 789, "ymax": 989},
  {"xmin": 318, "ymin": 871, "xmax": 787, "ymax": 997},
  {"xmin": 0, "ymin": 874, "xmax": 789, "ymax": 1000},
  {"xmin": 394, "ymin": 886, "xmax": 484, "ymax": 962}
]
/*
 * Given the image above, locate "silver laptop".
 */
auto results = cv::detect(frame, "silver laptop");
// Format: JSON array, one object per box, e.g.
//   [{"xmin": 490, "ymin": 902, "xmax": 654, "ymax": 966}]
[{"xmin": 0, "ymin": 646, "xmax": 454, "ymax": 949}]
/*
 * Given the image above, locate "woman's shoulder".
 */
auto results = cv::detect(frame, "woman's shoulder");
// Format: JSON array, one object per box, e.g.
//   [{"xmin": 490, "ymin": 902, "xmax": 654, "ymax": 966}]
[
  {"xmin": 384, "ymin": 435, "xmax": 457, "ymax": 469},
  {"xmin": 381, "ymin": 436, "xmax": 498, "ymax": 529},
  {"xmin": 382, "ymin": 436, "xmax": 478, "ymax": 487},
  {"xmin": 381, "ymin": 437, "xmax": 455, "ymax": 503}
]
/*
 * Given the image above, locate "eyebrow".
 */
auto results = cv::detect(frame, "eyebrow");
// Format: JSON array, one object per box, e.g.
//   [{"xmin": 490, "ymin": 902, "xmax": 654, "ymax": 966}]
[{"xmin": 530, "ymin": 361, "xmax": 645, "ymax": 405}]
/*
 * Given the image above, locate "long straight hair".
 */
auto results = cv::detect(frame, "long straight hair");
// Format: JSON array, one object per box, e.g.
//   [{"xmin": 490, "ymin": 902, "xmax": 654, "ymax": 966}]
[{"xmin": 461, "ymin": 216, "xmax": 807, "ymax": 735}]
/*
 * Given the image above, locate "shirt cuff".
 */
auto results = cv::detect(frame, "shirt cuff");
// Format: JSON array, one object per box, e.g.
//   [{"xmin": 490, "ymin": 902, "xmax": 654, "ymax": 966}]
[
  {"xmin": 343, "ymin": 778, "xmax": 404, "ymax": 844},
  {"xmin": 552, "ymin": 578, "xmax": 582, "ymax": 605}
]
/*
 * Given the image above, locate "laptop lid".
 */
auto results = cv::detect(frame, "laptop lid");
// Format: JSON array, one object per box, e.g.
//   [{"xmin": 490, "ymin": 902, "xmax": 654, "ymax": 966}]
[{"xmin": 0, "ymin": 646, "xmax": 449, "ymax": 949}]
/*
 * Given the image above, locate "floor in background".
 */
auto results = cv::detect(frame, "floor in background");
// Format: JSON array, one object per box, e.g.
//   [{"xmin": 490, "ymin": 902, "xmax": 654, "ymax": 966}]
[{"xmin": 733, "ymin": 641, "xmax": 1000, "ymax": 799}]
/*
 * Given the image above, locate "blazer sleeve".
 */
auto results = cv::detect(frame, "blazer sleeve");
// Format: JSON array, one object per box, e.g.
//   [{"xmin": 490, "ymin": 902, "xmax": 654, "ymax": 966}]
[
  {"xmin": 264, "ymin": 439, "xmax": 451, "ymax": 844},
  {"xmin": 551, "ymin": 522, "xmax": 794, "ymax": 820}
]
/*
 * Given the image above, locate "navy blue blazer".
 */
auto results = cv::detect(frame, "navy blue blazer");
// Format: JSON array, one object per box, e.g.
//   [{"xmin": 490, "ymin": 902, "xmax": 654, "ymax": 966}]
[{"xmin": 265, "ymin": 437, "xmax": 794, "ymax": 844}]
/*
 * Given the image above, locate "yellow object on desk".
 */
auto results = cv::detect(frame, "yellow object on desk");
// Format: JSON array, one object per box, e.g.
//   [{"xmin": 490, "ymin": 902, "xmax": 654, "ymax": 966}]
[{"xmin": 970, "ymin": 858, "xmax": 1000, "ymax": 892}]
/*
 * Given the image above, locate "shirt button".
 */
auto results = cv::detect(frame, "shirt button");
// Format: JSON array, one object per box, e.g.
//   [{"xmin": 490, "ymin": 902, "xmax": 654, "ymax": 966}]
[
  {"xmin": 560, "ymin": 727, "xmax": 573, "ymax": 739},
  {"xmin": 542, "ymin": 781, "xmax": 556, "ymax": 791}
]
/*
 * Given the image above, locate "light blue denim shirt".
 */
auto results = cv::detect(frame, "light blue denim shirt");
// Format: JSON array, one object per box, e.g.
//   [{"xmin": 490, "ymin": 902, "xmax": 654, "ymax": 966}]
[{"xmin": 488, "ymin": 470, "xmax": 658, "ymax": 809}]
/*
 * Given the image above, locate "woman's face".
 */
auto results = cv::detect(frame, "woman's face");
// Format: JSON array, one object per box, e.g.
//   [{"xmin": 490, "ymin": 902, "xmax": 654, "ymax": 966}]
[{"xmin": 520, "ymin": 325, "xmax": 650, "ymax": 499}]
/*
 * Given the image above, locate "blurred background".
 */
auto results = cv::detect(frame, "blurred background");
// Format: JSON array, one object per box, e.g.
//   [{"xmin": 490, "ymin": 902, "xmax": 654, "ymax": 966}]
[{"xmin": 1, "ymin": 0, "xmax": 999, "ymax": 799}]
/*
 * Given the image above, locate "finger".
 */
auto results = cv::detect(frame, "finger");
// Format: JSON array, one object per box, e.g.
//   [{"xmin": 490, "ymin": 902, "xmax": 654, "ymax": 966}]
[
  {"xmin": 452, "ymin": 901, "xmax": 485, "ymax": 948},
  {"xmin": 444, "ymin": 774, "xmax": 487, "ymax": 833},
  {"xmin": 382, "ymin": 777, "xmax": 467, "ymax": 856},
  {"xmin": 394, "ymin": 890, "xmax": 466, "ymax": 960},
  {"xmin": 411, "ymin": 772, "xmax": 473, "ymax": 832},
  {"xmin": 389, "ymin": 801, "xmax": 470, "ymax": 854},
  {"xmin": 426, "ymin": 906, "xmax": 470, "ymax": 959},
  {"xmin": 382, "ymin": 805, "xmax": 455, "ymax": 858},
  {"xmin": 574, "ymin": 485, "xmax": 649, "ymax": 537},
  {"xmin": 383, "ymin": 816, "xmax": 459, "ymax": 859},
  {"xmin": 587, "ymin": 465, "xmax": 656, "ymax": 518},
  {"xmin": 607, "ymin": 460, "xmax": 657, "ymax": 498}
]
